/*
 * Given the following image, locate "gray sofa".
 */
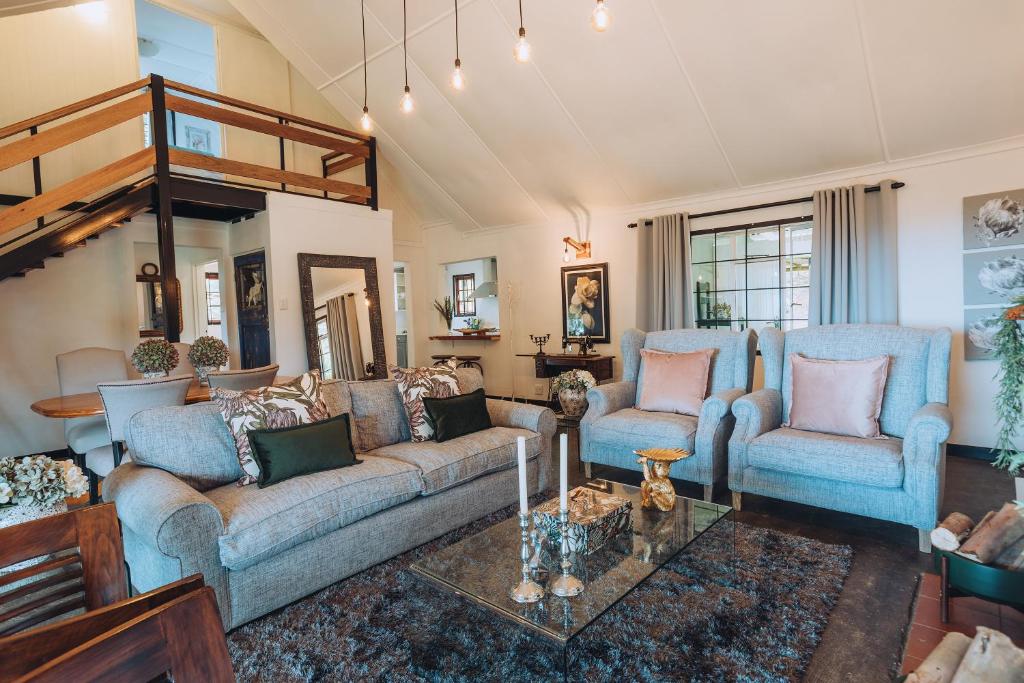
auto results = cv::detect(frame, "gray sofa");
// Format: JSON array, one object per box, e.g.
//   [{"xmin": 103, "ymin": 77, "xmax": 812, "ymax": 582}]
[{"xmin": 105, "ymin": 369, "xmax": 555, "ymax": 630}]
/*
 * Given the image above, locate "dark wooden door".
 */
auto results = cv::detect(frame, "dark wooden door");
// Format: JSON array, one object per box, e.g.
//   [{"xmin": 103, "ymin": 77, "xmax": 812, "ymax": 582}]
[{"xmin": 234, "ymin": 250, "xmax": 270, "ymax": 369}]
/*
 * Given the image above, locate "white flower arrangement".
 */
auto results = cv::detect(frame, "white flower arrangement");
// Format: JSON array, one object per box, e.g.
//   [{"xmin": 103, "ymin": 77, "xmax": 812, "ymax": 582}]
[
  {"xmin": 551, "ymin": 369, "xmax": 597, "ymax": 394},
  {"xmin": 0, "ymin": 455, "xmax": 89, "ymax": 508}
]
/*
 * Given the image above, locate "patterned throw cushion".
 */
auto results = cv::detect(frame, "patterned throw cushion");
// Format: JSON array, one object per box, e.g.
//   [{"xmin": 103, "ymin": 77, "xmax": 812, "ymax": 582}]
[
  {"xmin": 390, "ymin": 362, "xmax": 461, "ymax": 442},
  {"xmin": 212, "ymin": 371, "xmax": 330, "ymax": 485}
]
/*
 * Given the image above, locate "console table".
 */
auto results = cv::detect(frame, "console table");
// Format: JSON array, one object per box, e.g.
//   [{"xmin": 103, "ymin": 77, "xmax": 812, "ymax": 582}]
[{"xmin": 517, "ymin": 353, "xmax": 615, "ymax": 383}]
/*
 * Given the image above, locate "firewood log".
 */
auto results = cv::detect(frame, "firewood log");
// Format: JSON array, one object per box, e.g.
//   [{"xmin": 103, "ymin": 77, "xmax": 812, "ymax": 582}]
[
  {"xmin": 931, "ymin": 513, "xmax": 976, "ymax": 552},
  {"xmin": 959, "ymin": 503, "xmax": 1024, "ymax": 565},
  {"xmin": 912, "ymin": 632, "xmax": 972, "ymax": 683},
  {"xmin": 950, "ymin": 627, "xmax": 1024, "ymax": 683}
]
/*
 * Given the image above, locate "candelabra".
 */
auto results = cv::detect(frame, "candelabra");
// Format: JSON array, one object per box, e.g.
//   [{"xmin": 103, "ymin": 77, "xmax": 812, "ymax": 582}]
[
  {"xmin": 510, "ymin": 513, "xmax": 544, "ymax": 603},
  {"xmin": 529, "ymin": 334, "xmax": 550, "ymax": 356},
  {"xmin": 550, "ymin": 510, "xmax": 584, "ymax": 597}
]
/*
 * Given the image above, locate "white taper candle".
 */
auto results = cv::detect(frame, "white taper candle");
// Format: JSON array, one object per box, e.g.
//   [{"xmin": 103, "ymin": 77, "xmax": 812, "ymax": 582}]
[
  {"xmin": 559, "ymin": 432, "xmax": 568, "ymax": 512},
  {"xmin": 517, "ymin": 436, "xmax": 528, "ymax": 515}
]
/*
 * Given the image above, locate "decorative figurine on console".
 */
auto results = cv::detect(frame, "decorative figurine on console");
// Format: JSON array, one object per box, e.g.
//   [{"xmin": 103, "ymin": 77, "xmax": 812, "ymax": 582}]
[
  {"xmin": 635, "ymin": 448, "xmax": 690, "ymax": 512},
  {"xmin": 529, "ymin": 334, "xmax": 551, "ymax": 356},
  {"xmin": 577, "ymin": 335, "xmax": 595, "ymax": 357}
]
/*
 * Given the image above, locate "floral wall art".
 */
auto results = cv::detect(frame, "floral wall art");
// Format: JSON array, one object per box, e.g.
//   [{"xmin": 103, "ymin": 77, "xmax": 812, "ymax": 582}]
[
  {"xmin": 561, "ymin": 263, "xmax": 610, "ymax": 343},
  {"xmin": 963, "ymin": 189, "xmax": 1024, "ymax": 360}
]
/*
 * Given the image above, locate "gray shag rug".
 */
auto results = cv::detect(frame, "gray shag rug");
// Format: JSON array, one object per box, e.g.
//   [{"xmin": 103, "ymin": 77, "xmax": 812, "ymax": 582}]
[{"xmin": 227, "ymin": 496, "xmax": 852, "ymax": 682}]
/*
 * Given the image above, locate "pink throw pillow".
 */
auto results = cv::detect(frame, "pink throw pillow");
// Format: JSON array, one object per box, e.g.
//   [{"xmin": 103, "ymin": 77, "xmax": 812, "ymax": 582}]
[
  {"xmin": 635, "ymin": 348, "xmax": 714, "ymax": 416},
  {"xmin": 787, "ymin": 354, "xmax": 890, "ymax": 438}
]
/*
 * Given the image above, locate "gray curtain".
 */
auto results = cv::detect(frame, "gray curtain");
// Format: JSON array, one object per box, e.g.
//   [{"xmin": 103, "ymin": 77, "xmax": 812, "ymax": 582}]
[
  {"xmin": 637, "ymin": 212, "xmax": 694, "ymax": 331},
  {"xmin": 809, "ymin": 180, "xmax": 898, "ymax": 325},
  {"xmin": 326, "ymin": 294, "xmax": 365, "ymax": 381}
]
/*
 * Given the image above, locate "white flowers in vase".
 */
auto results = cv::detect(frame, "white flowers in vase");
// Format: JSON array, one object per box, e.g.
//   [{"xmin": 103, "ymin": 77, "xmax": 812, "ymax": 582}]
[{"xmin": 0, "ymin": 455, "xmax": 89, "ymax": 509}]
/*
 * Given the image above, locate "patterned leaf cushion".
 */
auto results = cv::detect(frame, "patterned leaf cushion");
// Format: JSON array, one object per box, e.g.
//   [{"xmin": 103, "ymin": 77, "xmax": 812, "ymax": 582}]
[
  {"xmin": 212, "ymin": 371, "xmax": 330, "ymax": 485},
  {"xmin": 390, "ymin": 361, "xmax": 461, "ymax": 442}
]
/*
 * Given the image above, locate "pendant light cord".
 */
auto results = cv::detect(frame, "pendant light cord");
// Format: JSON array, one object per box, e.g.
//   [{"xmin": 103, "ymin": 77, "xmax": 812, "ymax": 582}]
[
  {"xmin": 361, "ymin": 0, "xmax": 368, "ymax": 108},
  {"xmin": 454, "ymin": 1, "xmax": 460, "ymax": 62},
  {"xmin": 518, "ymin": 0, "xmax": 524, "ymax": 30},
  {"xmin": 403, "ymin": 0, "xmax": 409, "ymax": 88}
]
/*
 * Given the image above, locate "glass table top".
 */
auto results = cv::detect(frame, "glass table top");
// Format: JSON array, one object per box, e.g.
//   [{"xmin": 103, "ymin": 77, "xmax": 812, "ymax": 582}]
[{"xmin": 409, "ymin": 480, "xmax": 733, "ymax": 644}]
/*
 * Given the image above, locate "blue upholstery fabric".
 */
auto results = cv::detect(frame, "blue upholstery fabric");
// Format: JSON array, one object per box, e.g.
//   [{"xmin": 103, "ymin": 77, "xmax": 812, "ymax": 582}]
[
  {"xmin": 730, "ymin": 324, "xmax": 953, "ymax": 536},
  {"xmin": 583, "ymin": 327, "xmax": 756, "ymax": 490}
]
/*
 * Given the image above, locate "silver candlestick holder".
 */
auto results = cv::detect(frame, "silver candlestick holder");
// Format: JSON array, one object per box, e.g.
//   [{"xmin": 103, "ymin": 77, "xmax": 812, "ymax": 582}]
[
  {"xmin": 550, "ymin": 509, "xmax": 584, "ymax": 597},
  {"xmin": 510, "ymin": 513, "xmax": 544, "ymax": 603}
]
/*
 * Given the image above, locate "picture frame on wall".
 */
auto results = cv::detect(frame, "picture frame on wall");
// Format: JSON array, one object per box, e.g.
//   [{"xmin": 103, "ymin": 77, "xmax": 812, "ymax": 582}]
[{"xmin": 561, "ymin": 262, "xmax": 610, "ymax": 344}]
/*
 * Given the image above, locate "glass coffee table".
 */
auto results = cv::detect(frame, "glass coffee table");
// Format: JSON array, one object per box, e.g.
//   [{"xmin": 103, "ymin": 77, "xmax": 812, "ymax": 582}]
[{"xmin": 409, "ymin": 480, "xmax": 734, "ymax": 679}]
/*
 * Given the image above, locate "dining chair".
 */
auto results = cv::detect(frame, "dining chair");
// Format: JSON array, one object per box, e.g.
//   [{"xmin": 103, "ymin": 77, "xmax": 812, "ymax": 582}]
[
  {"xmin": 0, "ymin": 576, "xmax": 234, "ymax": 683},
  {"xmin": 171, "ymin": 342, "xmax": 194, "ymax": 378},
  {"xmin": 207, "ymin": 363, "xmax": 279, "ymax": 391},
  {"xmin": 0, "ymin": 503, "xmax": 127, "ymax": 638},
  {"xmin": 85, "ymin": 377, "xmax": 191, "ymax": 504},
  {"xmin": 55, "ymin": 348, "xmax": 128, "ymax": 467}
]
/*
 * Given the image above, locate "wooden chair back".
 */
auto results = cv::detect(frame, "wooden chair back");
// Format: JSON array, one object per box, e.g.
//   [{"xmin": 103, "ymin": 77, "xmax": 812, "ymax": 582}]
[
  {"xmin": 0, "ymin": 576, "xmax": 233, "ymax": 683},
  {"xmin": 0, "ymin": 503, "xmax": 126, "ymax": 637}
]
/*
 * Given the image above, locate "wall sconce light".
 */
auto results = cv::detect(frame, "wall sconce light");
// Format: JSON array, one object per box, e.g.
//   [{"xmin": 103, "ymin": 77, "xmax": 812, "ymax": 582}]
[{"xmin": 562, "ymin": 236, "xmax": 592, "ymax": 263}]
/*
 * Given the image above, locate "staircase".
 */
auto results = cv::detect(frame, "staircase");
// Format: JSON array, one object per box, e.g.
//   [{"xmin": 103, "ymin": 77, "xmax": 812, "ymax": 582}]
[{"xmin": 0, "ymin": 74, "xmax": 378, "ymax": 321}]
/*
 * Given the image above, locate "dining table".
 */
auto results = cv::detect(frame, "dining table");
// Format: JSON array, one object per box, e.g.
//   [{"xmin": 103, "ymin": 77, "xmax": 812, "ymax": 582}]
[{"xmin": 30, "ymin": 376, "xmax": 294, "ymax": 419}]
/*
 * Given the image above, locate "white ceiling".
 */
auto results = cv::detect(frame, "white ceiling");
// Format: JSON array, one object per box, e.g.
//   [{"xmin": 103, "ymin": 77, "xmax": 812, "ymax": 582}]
[{"xmin": 226, "ymin": 0, "xmax": 1024, "ymax": 230}]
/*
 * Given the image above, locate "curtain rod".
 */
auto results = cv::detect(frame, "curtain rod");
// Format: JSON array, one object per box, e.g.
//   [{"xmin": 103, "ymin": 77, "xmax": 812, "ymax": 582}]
[{"xmin": 626, "ymin": 181, "xmax": 905, "ymax": 228}]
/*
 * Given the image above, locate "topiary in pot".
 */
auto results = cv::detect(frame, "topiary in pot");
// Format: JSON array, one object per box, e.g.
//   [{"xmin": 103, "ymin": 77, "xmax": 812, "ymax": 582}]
[
  {"xmin": 188, "ymin": 336, "xmax": 229, "ymax": 385},
  {"xmin": 132, "ymin": 339, "xmax": 179, "ymax": 378},
  {"xmin": 992, "ymin": 301, "xmax": 1024, "ymax": 500}
]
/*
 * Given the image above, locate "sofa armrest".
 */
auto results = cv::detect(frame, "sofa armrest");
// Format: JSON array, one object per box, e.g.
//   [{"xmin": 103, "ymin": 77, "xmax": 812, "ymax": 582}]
[
  {"xmin": 700, "ymin": 388, "xmax": 745, "ymax": 425},
  {"xmin": 902, "ymin": 403, "xmax": 953, "ymax": 530},
  {"xmin": 727, "ymin": 388, "xmax": 783, "ymax": 490},
  {"xmin": 692, "ymin": 388, "xmax": 746, "ymax": 486},
  {"xmin": 486, "ymin": 399, "xmax": 557, "ymax": 491},
  {"xmin": 581, "ymin": 381, "xmax": 636, "ymax": 425}
]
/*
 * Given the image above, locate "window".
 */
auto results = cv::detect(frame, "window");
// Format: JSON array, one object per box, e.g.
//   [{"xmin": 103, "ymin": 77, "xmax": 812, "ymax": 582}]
[
  {"xmin": 204, "ymin": 272, "xmax": 221, "ymax": 325},
  {"xmin": 453, "ymin": 274, "xmax": 476, "ymax": 317},
  {"xmin": 691, "ymin": 218, "xmax": 812, "ymax": 332},
  {"xmin": 316, "ymin": 313, "xmax": 334, "ymax": 380}
]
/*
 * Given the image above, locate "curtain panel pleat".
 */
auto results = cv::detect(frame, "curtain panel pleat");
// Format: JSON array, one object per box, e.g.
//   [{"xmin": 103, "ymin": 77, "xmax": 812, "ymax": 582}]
[
  {"xmin": 637, "ymin": 212, "xmax": 694, "ymax": 332},
  {"xmin": 809, "ymin": 180, "xmax": 898, "ymax": 325},
  {"xmin": 326, "ymin": 295, "xmax": 363, "ymax": 381}
]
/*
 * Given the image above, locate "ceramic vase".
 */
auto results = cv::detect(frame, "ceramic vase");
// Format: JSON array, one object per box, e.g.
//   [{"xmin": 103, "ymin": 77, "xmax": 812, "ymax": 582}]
[
  {"xmin": 558, "ymin": 389, "xmax": 588, "ymax": 418},
  {"xmin": 196, "ymin": 366, "xmax": 215, "ymax": 386},
  {"xmin": 143, "ymin": 370, "xmax": 169, "ymax": 379}
]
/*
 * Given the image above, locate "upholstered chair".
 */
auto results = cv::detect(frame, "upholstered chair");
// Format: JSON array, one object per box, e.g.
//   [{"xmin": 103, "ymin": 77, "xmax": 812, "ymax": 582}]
[
  {"xmin": 172, "ymin": 342, "xmax": 194, "ymax": 378},
  {"xmin": 581, "ymin": 328, "xmax": 757, "ymax": 501},
  {"xmin": 56, "ymin": 347, "xmax": 129, "ymax": 463},
  {"xmin": 728, "ymin": 325, "xmax": 952, "ymax": 552},
  {"xmin": 86, "ymin": 376, "xmax": 191, "ymax": 503},
  {"xmin": 207, "ymin": 364, "xmax": 279, "ymax": 391}
]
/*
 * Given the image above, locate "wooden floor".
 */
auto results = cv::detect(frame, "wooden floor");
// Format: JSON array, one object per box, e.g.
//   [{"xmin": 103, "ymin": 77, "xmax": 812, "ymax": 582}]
[{"xmin": 558, "ymin": 435, "xmax": 1018, "ymax": 682}]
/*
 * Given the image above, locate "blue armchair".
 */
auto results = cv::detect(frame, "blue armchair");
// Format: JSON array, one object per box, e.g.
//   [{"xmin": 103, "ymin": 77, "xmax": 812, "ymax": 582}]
[
  {"xmin": 728, "ymin": 325, "xmax": 952, "ymax": 552},
  {"xmin": 581, "ymin": 328, "xmax": 757, "ymax": 501}
]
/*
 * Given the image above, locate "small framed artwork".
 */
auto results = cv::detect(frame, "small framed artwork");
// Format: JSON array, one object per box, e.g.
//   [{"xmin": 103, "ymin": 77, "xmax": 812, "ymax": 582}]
[
  {"xmin": 184, "ymin": 125, "xmax": 212, "ymax": 155},
  {"xmin": 561, "ymin": 262, "xmax": 610, "ymax": 343}
]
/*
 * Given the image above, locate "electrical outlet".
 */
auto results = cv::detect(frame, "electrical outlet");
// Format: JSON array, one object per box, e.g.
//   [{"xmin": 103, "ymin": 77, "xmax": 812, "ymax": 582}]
[{"xmin": 533, "ymin": 383, "xmax": 545, "ymax": 397}]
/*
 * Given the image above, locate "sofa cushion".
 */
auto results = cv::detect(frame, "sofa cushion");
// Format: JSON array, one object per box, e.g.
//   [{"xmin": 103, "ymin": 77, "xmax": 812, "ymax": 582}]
[
  {"xmin": 204, "ymin": 454, "xmax": 423, "ymax": 570},
  {"xmin": 748, "ymin": 427, "xmax": 904, "ymax": 488},
  {"xmin": 587, "ymin": 408, "xmax": 697, "ymax": 453},
  {"xmin": 390, "ymin": 361, "xmax": 462, "ymax": 442},
  {"xmin": 367, "ymin": 426, "xmax": 541, "ymax": 495},
  {"xmin": 348, "ymin": 380, "xmax": 409, "ymax": 452},
  {"xmin": 126, "ymin": 403, "xmax": 242, "ymax": 491}
]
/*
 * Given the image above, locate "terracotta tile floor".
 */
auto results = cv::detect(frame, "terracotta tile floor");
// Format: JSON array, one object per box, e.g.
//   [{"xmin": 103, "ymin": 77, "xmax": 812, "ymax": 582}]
[{"xmin": 900, "ymin": 572, "xmax": 1024, "ymax": 675}]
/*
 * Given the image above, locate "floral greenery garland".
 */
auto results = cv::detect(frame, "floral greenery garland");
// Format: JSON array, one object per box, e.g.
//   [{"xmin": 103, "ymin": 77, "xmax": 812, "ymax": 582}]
[
  {"xmin": 131, "ymin": 339, "xmax": 179, "ymax": 374},
  {"xmin": 993, "ymin": 301, "xmax": 1024, "ymax": 476},
  {"xmin": 188, "ymin": 335, "xmax": 229, "ymax": 368},
  {"xmin": 551, "ymin": 369, "xmax": 597, "ymax": 394}
]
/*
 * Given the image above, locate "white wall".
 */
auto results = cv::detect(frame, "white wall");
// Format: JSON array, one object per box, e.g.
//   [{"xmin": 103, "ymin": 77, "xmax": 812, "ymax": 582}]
[
  {"xmin": 417, "ymin": 142, "xmax": 1024, "ymax": 449},
  {"xmin": 262, "ymin": 192, "xmax": 395, "ymax": 376}
]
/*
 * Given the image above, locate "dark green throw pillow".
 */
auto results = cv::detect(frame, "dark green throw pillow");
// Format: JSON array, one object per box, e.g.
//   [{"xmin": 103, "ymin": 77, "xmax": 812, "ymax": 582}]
[
  {"xmin": 247, "ymin": 413, "xmax": 358, "ymax": 488},
  {"xmin": 422, "ymin": 388, "xmax": 492, "ymax": 443}
]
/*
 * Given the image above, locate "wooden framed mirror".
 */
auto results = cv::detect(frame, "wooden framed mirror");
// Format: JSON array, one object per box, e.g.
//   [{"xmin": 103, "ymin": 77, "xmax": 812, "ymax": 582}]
[
  {"xmin": 137, "ymin": 264, "xmax": 183, "ymax": 338},
  {"xmin": 298, "ymin": 253, "xmax": 387, "ymax": 380}
]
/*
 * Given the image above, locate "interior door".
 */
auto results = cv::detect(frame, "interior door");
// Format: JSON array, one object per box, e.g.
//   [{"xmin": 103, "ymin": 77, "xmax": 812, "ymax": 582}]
[{"xmin": 233, "ymin": 250, "xmax": 271, "ymax": 369}]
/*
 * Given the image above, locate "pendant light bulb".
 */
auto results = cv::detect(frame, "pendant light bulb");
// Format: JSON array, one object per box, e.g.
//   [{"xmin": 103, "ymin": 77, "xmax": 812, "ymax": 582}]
[
  {"xmin": 514, "ymin": 27, "xmax": 531, "ymax": 63},
  {"xmin": 360, "ymin": 106, "xmax": 373, "ymax": 132},
  {"xmin": 451, "ymin": 59, "xmax": 465, "ymax": 91},
  {"xmin": 562, "ymin": 243, "xmax": 571, "ymax": 263},
  {"xmin": 591, "ymin": 0, "xmax": 610, "ymax": 32},
  {"xmin": 400, "ymin": 86, "xmax": 414, "ymax": 114}
]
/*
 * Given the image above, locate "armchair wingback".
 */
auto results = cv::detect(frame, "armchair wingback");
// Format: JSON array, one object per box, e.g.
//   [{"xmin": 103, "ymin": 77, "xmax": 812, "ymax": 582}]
[
  {"xmin": 729, "ymin": 324, "xmax": 952, "ymax": 551},
  {"xmin": 581, "ymin": 327, "xmax": 757, "ymax": 500}
]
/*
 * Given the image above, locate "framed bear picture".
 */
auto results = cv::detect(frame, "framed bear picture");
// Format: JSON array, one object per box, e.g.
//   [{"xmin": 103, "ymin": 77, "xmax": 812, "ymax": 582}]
[{"xmin": 561, "ymin": 263, "xmax": 610, "ymax": 344}]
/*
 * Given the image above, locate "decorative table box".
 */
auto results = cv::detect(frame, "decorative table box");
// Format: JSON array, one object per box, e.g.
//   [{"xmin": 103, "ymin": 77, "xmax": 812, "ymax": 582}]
[{"xmin": 532, "ymin": 486, "xmax": 632, "ymax": 555}]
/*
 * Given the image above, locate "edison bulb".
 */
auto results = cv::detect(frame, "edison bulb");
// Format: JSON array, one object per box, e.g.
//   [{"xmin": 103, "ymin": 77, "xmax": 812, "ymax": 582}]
[
  {"xmin": 359, "ymin": 107, "xmax": 373, "ymax": 132},
  {"xmin": 562, "ymin": 246, "xmax": 571, "ymax": 263},
  {"xmin": 400, "ymin": 87, "xmax": 414, "ymax": 114},
  {"xmin": 591, "ymin": 1, "xmax": 610, "ymax": 32},
  {"xmin": 451, "ymin": 60, "xmax": 465, "ymax": 90},
  {"xmin": 513, "ymin": 29, "xmax": 531, "ymax": 63}
]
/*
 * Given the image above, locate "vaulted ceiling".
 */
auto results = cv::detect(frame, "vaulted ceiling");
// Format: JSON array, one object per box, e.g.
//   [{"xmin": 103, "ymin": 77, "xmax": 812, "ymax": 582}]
[{"xmin": 228, "ymin": 0, "xmax": 1024, "ymax": 230}]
